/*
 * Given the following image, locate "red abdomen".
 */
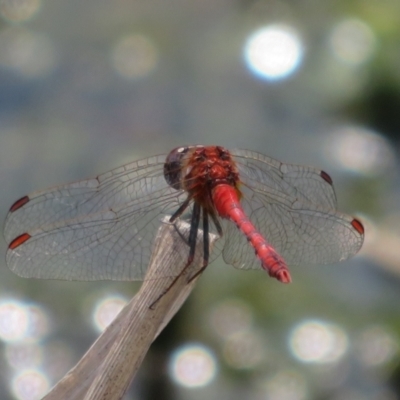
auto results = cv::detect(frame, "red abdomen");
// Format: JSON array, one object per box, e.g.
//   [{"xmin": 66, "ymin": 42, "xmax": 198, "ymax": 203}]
[{"xmin": 212, "ymin": 184, "xmax": 291, "ymax": 283}]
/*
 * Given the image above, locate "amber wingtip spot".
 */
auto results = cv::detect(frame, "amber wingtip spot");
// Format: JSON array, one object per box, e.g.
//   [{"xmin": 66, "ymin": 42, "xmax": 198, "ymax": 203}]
[
  {"xmin": 351, "ymin": 218, "xmax": 365, "ymax": 235},
  {"xmin": 9, "ymin": 233, "xmax": 31, "ymax": 250},
  {"xmin": 10, "ymin": 195, "xmax": 30, "ymax": 212},
  {"xmin": 320, "ymin": 170, "xmax": 333, "ymax": 185},
  {"xmin": 276, "ymin": 269, "xmax": 292, "ymax": 284}
]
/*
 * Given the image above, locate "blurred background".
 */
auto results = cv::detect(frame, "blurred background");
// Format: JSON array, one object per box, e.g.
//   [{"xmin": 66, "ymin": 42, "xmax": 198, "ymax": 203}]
[{"xmin": 0, "ymin": 0, "xmax": 399, "ymax": 399}]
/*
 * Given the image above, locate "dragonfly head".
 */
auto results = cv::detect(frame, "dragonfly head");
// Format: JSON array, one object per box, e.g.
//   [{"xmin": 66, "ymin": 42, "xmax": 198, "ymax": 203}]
[{"xmin": 164, "ymin": 145, "xmax": 204, "ymax": 190}]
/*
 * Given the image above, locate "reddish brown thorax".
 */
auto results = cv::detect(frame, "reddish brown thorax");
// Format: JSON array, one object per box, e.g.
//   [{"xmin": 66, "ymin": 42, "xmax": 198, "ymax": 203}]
[{"xmin": 181, "ymin": 146, "xmax": 241, "ymax": 210}]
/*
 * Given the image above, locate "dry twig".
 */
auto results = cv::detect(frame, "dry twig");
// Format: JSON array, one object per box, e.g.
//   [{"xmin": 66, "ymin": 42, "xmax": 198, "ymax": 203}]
[{"xmin": 43, "ymin": 218, "xmax": 216, "ymax": 400}]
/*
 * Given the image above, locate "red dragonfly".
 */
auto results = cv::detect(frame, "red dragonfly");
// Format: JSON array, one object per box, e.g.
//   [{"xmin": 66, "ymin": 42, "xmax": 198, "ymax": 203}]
[{"xmin": 4, "ymin": 145, "xmax": 364, "ymax": 283}]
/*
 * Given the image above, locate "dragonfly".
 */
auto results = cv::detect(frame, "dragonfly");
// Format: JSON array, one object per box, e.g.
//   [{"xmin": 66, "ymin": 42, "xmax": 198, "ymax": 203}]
[{"xmin": 4, "ymin": 145, "xmax": 364, "ymax": 283}]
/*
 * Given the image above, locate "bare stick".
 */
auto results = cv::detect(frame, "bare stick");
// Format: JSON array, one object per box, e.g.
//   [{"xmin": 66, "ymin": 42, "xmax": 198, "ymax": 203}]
[{"xmin": 43, "ymin": 218, "xmax": 216, "ymax": 400}]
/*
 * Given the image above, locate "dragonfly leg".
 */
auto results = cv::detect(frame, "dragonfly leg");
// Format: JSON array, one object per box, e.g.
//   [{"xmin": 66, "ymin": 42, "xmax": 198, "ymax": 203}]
[
  {"xmin": 169, "ymin": 195, "xmax": 192, "ymax": 223},
  {"xmin": 150, "ymin": 202, "xmax": 201, "ymax": 309},
  {"xmin": 168, "ymin": 195, "xmax": 193, "ymax": 246},
  {"xmin": 202, "ymin": 210, "xmax": 210, "ymax": 267},
  {"xmin": 208, "ymin": 207, "xmax": 223, "ymax": 237},
  {"xmin": 188, "ymin": 209, "xmax": 210, "ymax": 282},
  {"xmin": 187, "ymin": 201, "xmax": 201, "ymax": 263}
]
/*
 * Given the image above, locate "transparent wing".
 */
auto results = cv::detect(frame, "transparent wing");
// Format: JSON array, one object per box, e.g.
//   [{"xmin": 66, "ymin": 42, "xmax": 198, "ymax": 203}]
[
  {"xmin": 4, "ymin": 155, "xmax": 194, "ymax": 281},
  {"xmin": 231, "ymin": 149, "xmax": 337, "ymax": 211},
  {"xmin": 5, "ymin": 155, "xmax": 167, "ymax": 243},
  {"xmin": 223, "ymin": 150, "xmax": 363, "ymax": 270}
]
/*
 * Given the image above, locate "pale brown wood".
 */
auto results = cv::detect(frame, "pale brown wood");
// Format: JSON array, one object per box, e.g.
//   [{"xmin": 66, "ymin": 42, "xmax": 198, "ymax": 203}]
[{"xmin": 43, "ymin": 218, "xmax": 216, "ymax": 400}]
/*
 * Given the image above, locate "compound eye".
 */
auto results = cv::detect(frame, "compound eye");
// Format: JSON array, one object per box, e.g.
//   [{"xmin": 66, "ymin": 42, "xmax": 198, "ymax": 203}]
[{"xmin": 164, "ymin": 147, "xmax": 189, "ymax": 190}]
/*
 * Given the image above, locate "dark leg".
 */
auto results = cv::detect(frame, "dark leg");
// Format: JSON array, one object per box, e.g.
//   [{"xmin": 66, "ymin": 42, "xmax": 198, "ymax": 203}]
[
  {"xmin": 169, "ymin": 195, "xmax": 192, "ymax": 223},
  {"xmin": 186, "ymin": 201, "xmax": 201, "ymax": 264},
  {"xmin": 202, "ymin": 210, "xmax": 210, "ymax": 267},
  {"xmin": 208, "ymin": 208, "xmax": 223, "ymax": 237},
  {"xmin": 188, "ymin": 209, "xmax": 210, "ymax": 282},
  {"xmin": 150, "ymin": 201, "xmax": 201, "ymax": 309}
]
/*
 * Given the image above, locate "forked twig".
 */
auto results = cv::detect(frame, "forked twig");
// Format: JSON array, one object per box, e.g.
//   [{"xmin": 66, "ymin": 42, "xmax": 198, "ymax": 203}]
[{"xmin": 42, "ymin": 217, "xmax": 216, "ymax": 400}]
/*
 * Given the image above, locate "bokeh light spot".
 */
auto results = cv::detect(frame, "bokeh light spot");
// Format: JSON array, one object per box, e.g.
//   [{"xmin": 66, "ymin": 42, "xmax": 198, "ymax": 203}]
[
  {"xmin": 5, "ymin": 342, "xmax": 43, "ymax": 370},
  {"xmin": 112, "ymin": 34, "xmax": 158, "ymax": 80},
  {"xmin": 1, "ymin": 0, "xmax": 41, "ymax": 22},
  {"xmin": 11, "ymin": 369, "xmax": 50, "ymax": 400},
  {"xmin": 330, "ymin": 18, "xmax": 376, "ymax": 66},
  {"xmin": 209, "ymin": 298, "xmax": 253, "ymax": 339},
  {"xmin": 244, "ymin": 24, "xmax": 303, "ymax": 81},
  {"xmin": 289, "ymin": 320, "xmax": 348, "ymax": 364},
  {"xmin": 168, "ymin": 343, "xmax": 217, "ymax": 388},
  {"xmin": 0, "ymin": 28, "xmax": 57, "ymax": 78},
  {"xmin": 0, "ymin": 300, "xmax": 29, "ymax": 342},
  {"xmin": 223, "ymin": 330, "xmax": 265, "ymax": 369},
  {"xmin": 356, "ymin": 326, "xmax": 399, "ymax": 367},
  {"xmin": 326, "ymin": 126, "xmax": 395, "ymax": 176},
  {"xmin": 24, "ymin": 304, "xmax": 50, "ymax": 341},
  {"xmin": 0, "ymin": 299, "xmax": 50, "ymax": 343},
  {"xmin": 92, "ymin": 294, "xmax": 127, "ymax": 332},
  {"xmin": 259, "ymin": 370, "xmax": 308, "ymax": 400}
]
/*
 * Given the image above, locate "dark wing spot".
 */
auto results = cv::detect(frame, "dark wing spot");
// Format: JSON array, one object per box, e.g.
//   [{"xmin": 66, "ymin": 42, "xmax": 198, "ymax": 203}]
[
  {"xmin": 351, "ymin": 218, "xmax": 364, "ymax": 235},
  {"xmin": 320, "ymin": 171, "xmax": 333, "ymax": 185},
  {"xmin": 9, "ymin": 233, "xmax": 31, "ymax": 250},
  {"xmin": 9, "ymin": 196, "xmax": 30, "ymax": 212}
]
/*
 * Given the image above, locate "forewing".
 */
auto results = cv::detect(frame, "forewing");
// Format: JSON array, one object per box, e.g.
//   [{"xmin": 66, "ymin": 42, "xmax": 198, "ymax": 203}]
[
  {"xmin": 231, "ymin": 149, "xmax": 337, "ymax": 211},
  {"xmin": 4, "ymin": 155, "xmax": 191, "ymax": 281},
  {"xmin": 5, "ymin": 155, "xmax": 167, "ymax": 243}
]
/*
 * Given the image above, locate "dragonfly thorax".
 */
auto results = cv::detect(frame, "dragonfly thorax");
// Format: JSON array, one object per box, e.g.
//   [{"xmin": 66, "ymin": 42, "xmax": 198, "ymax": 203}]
[{"xmin": 163, "ymin": 145, "xmax": 240, "ymax": 196}]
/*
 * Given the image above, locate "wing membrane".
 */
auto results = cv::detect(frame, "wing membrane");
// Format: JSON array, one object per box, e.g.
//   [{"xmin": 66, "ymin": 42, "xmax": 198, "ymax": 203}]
[
  {"xmin": 224, "ymin": 149, "xmax": 362, "ymax": 270},
  {"xmin": 4, "ymin": 155, "xmax": 167, "ymax": 243},
  {"xmin": 6, "ymin": 190, "xmax": 183, "ymax": 280},
  {"xmin": 231, "ymin": 149, "xmax": 337, "ymax": 211},
  {"xmin": 223, "ymin": 189, "xmax": 363, "ymax": 270},
  {"xmin": 4, "ymin": 155, "xmax": 194, "ymax": 281}
]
